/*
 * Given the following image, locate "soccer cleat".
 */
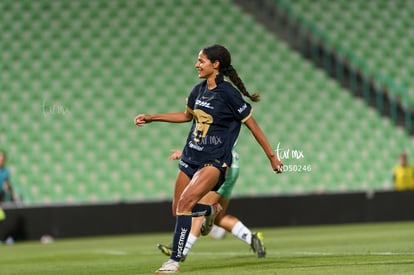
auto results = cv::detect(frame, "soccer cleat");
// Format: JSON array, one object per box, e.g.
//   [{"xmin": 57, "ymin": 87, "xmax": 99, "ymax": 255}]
[
  {"xmin": 157, "ymin": 244, "xmax": 186, "ymax": 262},
  {"xmin": 154, "ymin": 259, "xmax": 180, "ymax": 274},
  {"xmin": 157, "ymin": 243, "xmax": 172, "ymax": 257},
  {"xmin": 201, "ymin": 202, "xmax": 222, "ymax": 236},
  {"xmin": 251, "ymin": 232, "xmax": 266, "ymax": 258}
]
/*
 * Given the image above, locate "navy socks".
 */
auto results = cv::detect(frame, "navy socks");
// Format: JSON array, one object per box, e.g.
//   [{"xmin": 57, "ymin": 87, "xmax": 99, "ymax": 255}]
[
  {"xmin": 170, "ymin": 204, "xmax": 212, "ymax": 262},
  {"xmin": 170, "ymin": 215, "xmax": 192, "ymax": 262},
  {"xmin": 191, "ymin": 203, "xmax": 212, "ymax": 217}
]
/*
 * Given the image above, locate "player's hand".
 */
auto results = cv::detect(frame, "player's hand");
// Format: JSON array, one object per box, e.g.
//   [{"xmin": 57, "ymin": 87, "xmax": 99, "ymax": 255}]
[
  {"xmin": 134, "ymin": 114, "xmax": 151, "ymax": 127},
  {"xmin": 271, "ymin": 156, "xmax": 283, "ymax": 174},
  {"xmin": 168, "ymin": 149, "xmax": 182, "ymax": 160}
]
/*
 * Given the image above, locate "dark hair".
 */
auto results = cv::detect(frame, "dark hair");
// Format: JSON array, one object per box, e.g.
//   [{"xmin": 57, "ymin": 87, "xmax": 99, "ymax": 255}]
[
  {"xmin": 0, "ymin": 150, "xmax": 6, "ymax": 157},
  {"xmin": 202, "ymin": 44, "xmax": 260, "ymax": 102}
]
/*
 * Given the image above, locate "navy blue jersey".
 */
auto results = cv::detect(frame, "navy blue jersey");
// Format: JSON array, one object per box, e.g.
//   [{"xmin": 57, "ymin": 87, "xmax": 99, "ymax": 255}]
[{"xmin": 181, "ymin": 80, "xmax": 252, "ymax": 167}]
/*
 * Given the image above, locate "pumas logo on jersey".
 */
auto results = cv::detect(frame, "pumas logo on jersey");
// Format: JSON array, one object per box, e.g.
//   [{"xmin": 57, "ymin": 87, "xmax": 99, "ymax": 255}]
[
  {"xmin": 238, "ymin": 103, "xmax": 247, "ymax": 113},
  {"xmin": 195, "ymin": 99, "xmax": 214, "ymax": 109}
]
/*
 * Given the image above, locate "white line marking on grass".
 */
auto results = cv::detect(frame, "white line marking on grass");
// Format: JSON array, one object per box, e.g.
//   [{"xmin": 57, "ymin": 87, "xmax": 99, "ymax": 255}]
[
  {"xmin": 139, "ymin": 251, "xmax": 252, "ymax": 256},
  {"xmin": 368, "ymin": 252, "xmax": 414, "ymax": 256},
  {"xmin": 95, "ymin": 250, "xmax": 128, "ymax": 255},
  {"xmin": 291, "ymin": 251, "xmax": 414, "ymax": 256},
  {"xmin": 190, "ymin": 251, "xmax": 253, "ymax": 257},
  {"xmin": 293, "ymin": 252, "xmax": 334, "ymax": 256},
  {"xmin": 140, "ymin": 250, "xmax": 414, "ymax": 257}
]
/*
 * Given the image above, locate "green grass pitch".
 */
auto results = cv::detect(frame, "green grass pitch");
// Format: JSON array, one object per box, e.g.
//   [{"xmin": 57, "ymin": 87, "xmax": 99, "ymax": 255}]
[{"xmin": 1, "ymin": 222, "xmax": 414, "ymax": 274}]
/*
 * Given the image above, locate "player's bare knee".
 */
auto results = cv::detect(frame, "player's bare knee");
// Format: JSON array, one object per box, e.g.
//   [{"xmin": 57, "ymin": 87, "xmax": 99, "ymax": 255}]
[{"xmin": 177, "ymin": 195, "xmax": 197, "ymax": 213}]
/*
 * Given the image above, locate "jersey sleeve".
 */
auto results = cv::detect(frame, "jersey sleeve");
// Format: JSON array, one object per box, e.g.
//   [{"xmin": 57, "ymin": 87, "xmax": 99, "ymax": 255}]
[{"xmin": 223, "ymin": 85, "xmax": 253, "ymax": 123}]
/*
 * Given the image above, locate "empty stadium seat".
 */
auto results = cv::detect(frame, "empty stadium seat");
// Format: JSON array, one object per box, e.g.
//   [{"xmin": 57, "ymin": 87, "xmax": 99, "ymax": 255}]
[{"xmin": 287, "ymin": 0, "xmax": 414, "ymax": 105}]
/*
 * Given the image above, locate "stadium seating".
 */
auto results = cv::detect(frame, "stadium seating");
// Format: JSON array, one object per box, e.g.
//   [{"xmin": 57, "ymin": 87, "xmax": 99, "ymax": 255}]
[
  {"xmin": 284, "ymin": 0, "xmax": 414, "ymax": 105},
  {"xmin": 0, "ymin": 0, "xmax": 412, "ymax": 204}
]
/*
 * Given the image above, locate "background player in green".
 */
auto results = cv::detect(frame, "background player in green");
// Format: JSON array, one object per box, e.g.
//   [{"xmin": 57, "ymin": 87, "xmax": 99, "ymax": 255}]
[{"xmin": 158, "ymin": 144, "xmax": 266, "ymax": 261}]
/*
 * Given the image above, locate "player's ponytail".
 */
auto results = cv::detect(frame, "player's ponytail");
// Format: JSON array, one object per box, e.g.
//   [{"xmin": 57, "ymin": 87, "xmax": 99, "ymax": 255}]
[
  {"xmin": 202, "ymin": 44, "xmax": 260, "ymax": 102},
  {"xmin": 222, "ymin": 65, "xmax": 260, "ymax": 102}
]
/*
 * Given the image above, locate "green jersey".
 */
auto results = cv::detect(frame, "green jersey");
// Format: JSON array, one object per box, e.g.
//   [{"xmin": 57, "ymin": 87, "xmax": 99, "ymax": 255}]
[{"xmin": 217, "ymin": 150, "xmax": 239, "ymax": 198}]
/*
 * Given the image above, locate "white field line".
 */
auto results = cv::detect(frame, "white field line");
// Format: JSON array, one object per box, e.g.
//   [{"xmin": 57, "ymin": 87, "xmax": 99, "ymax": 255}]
[
  {"xmin": 292, "ymin": 251, "xmax": 414, "ymax": 256},
  {"xmin": 138, "ymin": 250, "xmax": 414, "ymax": 256},
  {"xmin": 95, "ymin": 250, "xmax": 128, "ymax": 255}
]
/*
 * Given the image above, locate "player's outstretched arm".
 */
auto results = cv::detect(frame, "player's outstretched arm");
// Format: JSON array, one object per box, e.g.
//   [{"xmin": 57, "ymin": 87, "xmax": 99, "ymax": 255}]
[
  {"xmin": 134, "ymin": 111, "xmax": 193, "ymax": 127},
  {"xmin": 244, "ymin": 116, "xmax": 283, "ymax": 173}
]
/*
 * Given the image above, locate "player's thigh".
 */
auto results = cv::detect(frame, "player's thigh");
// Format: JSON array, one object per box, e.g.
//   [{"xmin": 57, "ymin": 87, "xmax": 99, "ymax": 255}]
[{"xmin": 177, "ymin": 166, "xmax": 221, "ymax": 212}]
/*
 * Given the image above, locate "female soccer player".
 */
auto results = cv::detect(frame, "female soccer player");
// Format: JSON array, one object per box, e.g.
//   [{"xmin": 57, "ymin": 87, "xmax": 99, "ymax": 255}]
[
  {"xmin": 158, "ymin": 146, "xmax": 266, "ymax": 261},
  {"xmin": 135, "ymin": 44, "xmax": 283, "ymax": 274}
]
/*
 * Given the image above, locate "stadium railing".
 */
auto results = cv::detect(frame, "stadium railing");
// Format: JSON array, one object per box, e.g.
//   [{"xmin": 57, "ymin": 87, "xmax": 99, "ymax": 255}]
[{"xmin": 272, "ymin": 0, "xmax": 412, "ymax": 134}]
